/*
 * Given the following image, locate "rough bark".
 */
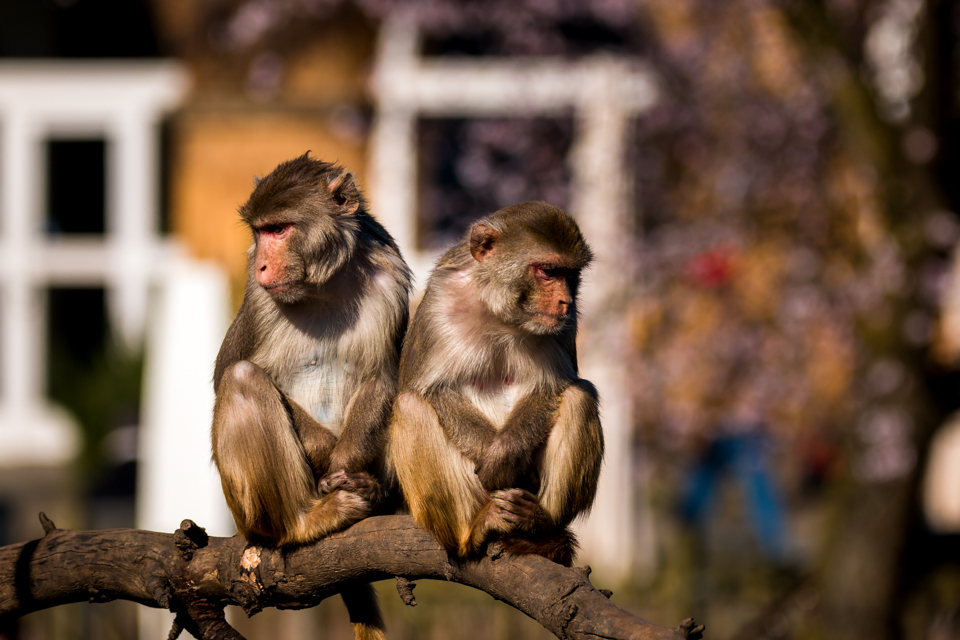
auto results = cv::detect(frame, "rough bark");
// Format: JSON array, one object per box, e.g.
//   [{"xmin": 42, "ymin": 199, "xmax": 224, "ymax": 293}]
[{"xmin": 0, "ymin": 514, "xmax": 703, "ymax": 640}]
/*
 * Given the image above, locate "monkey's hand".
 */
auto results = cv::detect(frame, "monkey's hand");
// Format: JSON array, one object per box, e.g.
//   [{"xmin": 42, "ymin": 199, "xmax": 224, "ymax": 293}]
[
  {"xmin": 487, "ymin": 488, "xmax": 538, "ymax": 533},
  {"xmin": 475, "ymin": 438, "xmax": 528, "ymax": 491},
  {"xmin": 318, "ymin": 470, "xmax": 382, "ymax": 506}
]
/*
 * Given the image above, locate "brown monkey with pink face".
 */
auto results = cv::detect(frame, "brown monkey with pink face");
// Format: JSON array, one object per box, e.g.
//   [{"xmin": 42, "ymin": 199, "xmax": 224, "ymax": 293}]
[
  {"xmin": 389, "ymin": 202, "xmax": 603, "ymax": 566},
  {"xmin": 211, "ymin": 153, "xmax": 411, "ymax": 640}
]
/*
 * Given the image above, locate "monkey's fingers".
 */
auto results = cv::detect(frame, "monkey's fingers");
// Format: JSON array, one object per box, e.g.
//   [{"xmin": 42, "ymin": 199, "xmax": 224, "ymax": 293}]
[
  {"xmin": 490, "ymin": 488, "xmax": 537, "ymax": 505},
  {"xmin": 490, "ymin": 489, "xmax": 538, "ymax": 519},
  {"xmin": 319, "ymin": 469, "xmax": 350, "ymax": 494},
  {"xmin": 487, "ymin": 500, "xmax": 535, "ymax": 533}
]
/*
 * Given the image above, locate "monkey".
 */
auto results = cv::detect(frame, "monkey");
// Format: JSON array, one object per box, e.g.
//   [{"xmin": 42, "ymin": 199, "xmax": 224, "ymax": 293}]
[
  {"xmin": 211, "ymin": 153, "xmax": 412, "ymax": 640},
  {"xmin": 388, "ymin": 201, "xmax": 603, "ymax": 567}
]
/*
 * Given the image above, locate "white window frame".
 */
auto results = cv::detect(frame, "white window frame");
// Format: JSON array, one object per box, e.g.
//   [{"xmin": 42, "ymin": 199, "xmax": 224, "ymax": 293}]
[{"xmin": 0, "ymin": 61, "xmax": 186, "ymax": 466}]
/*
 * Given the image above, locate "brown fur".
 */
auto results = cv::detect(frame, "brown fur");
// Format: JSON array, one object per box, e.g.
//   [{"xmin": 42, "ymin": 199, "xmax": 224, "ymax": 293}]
[
  {"xmin": 211, "ymin": 153, "xmax": 411, "ymax": 640},
  {"xmin": 389, "ymin": 202, "xmax": 603, "ymax": 565}
]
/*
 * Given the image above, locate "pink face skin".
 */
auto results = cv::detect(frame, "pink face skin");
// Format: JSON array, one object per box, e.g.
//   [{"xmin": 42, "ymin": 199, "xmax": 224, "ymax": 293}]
[
  {"xmin": 254, "ymin": 222, "xmax": 296, "ymax": 295},
  {"xmin": 530, "ymin": 263, "xmax": 573, "ymax": 327},
  {"xmin": 470, "ymin": 231, "xmax": 579, "ymax": 333},
  {"xmin": 527, "ymin": 256, "xmax": 576, "ymax": 331}
]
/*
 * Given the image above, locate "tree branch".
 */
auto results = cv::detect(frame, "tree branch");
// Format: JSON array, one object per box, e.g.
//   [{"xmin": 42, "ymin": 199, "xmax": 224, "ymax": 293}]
[{"xmin": 0, "ymin": 514, "xmax": 703, "ymax": 640}]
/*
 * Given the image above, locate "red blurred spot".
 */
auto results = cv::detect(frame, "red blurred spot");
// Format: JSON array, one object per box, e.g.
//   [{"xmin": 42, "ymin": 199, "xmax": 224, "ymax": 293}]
[{"xmin": 685, "ymin": 248, "xmax": 736, "ymax": 288}]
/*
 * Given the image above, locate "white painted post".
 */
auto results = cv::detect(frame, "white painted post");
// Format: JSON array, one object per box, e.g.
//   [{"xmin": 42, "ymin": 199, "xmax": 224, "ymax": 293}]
[
  {"xmin": 368, "ymin": 17, "xmax": 426, "ymax": 283},
  {"xmin": 136, "ymin": 253, "xmax": 235, "ymax": 640},
  {"xmin": 568, "ymin": 59, "xmax": 651, "ymax": 581},
  {"xmin": 109, "ymin": 111, "xmax": 155, "ymax": 349}
]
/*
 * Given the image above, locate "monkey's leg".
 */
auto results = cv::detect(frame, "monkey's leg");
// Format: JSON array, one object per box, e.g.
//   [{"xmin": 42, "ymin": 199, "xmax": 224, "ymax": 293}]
[
  {"xmin": 390, "ymin": 391, "xmax": 485, "ymax": 555},
  {"xmin": 538, "ymin": 380, "xmax": 604, "ymax": 521},
  {"xmin": 212, "ymin": 361, "xmax": 318, "ymax": 544},
  {"xmin": 288, "ymin": 488, "xmax": 375, "ymax": 546},
  {"xmin": 494, "ymin": 380, "xmax": 603, "ymax": 565}
]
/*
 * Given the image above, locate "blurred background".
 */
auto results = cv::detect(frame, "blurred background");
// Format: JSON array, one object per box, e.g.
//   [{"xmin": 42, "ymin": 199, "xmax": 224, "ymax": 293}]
[{"xmin": 0, "ymin": 0, "xmax": 959, "ymax": 639}]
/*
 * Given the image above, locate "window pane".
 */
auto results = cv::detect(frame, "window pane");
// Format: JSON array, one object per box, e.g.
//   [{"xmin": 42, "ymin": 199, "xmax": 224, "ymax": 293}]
[
  {"xmin": 417, "ymin": 117, "xmax": 573, "ymax": 251},
  {"xmin": 46, "ymin": 139, "xmax": 106, "ymax": 235},
  {"xmin": 46, "ymin": 287, "xmax": 107, "ymax": 387}
]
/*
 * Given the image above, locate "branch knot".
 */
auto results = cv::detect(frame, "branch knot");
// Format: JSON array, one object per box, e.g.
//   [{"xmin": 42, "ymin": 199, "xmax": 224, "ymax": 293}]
[
  {"xmin": 174, "ymin": 520, "xmax": 209, "ymax": 561},
  {"xmin": 679, "ymin": 617, "xmax": 706, "ymax": 639}
]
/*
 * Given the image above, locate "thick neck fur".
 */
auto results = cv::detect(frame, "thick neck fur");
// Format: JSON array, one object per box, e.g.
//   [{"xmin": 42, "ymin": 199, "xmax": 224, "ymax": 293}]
[
  {"xmin": 248, "ymin": 237, "xmax": 410, "ymax": 428},
  {"xmin": 403, "ymin": 245, "xmax": 577, "ymax": 395}
]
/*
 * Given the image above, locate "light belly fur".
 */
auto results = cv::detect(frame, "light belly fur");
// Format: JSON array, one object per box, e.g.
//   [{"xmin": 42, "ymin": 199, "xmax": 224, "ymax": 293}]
[
  {"xmin": 461, "ymin": 380, "xmax": 527, "ymax": 429},
  {"xmin": 279, "ymin": 361, "xmax": 357, "ymax": 435}
]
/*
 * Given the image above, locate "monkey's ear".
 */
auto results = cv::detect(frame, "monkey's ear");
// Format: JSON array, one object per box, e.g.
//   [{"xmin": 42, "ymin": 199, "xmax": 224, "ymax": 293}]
[
  {"xmin": 325, "ymin": 171, "xmax": 362, "ymax": 215},
  {"xmin": 469, "ymin": 223, "xmax": 500, "ymax": 262}
]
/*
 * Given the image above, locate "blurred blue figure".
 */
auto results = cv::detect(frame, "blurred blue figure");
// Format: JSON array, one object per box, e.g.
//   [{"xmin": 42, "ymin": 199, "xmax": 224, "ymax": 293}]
[{"xmin": 681, "ymin": 395, "xmax": 792, "ymax": 564}]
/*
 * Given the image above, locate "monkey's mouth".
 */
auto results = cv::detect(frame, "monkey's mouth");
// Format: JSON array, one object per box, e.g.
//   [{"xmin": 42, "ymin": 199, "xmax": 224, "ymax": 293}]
[
  {"xmin": 262, "ymin": 281, "xmax": 296, "ymax": 295},
  {"xmin": 532, "ymin": 312, "xmax": 568, "ymax": 327}
]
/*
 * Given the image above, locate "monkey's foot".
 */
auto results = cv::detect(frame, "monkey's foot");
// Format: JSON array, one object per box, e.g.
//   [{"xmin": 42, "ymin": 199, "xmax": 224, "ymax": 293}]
[{"xmin": 319, "ymin": 470, "xmax": 382, "ymax": 505}]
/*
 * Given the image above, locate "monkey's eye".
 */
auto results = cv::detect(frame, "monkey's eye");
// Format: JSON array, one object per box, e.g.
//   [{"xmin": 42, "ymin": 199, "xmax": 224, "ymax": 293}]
[
  {"xmin": 533, "ymin": 265, "xmax": 568, "ymax": 282},
  {"xmin": 258, "ymin": 223, "xmax": 292, "ymax": 236}
]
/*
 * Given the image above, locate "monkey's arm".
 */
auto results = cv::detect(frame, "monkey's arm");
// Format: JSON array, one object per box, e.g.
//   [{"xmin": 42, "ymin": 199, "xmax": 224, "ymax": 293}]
[
  {"xmin": 213, "ymin": 292, "xmax": 340, "ymax": 480},
  {"xmin": 327, "ymin": 375, "xmax": 396, "ymax": 476},
  {"xmin": 213, "ymin": 296, "xmax": 258, "ymax": 390},
  {"xmin": 281, "ymin": 394, "xmax": 339, "ymax": 477},
  {"xmin": 467, "ymin": 381, "xmax": 600, "ymax": 564},
  {"xmin": 429, "ymin": 388, "xmax": 498, "ymax": 463},
  {"xmin": 537, "ymin": 379, "xmax": 603, "ymax": 525},
  {"xmin": 474, "ymin": 391, "xmax": 562, "ymax": 491}
]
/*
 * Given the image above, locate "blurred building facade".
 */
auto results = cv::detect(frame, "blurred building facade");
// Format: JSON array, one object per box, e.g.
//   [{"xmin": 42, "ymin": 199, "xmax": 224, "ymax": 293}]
[
  {"xmin": 0, "ymin": 0, "xmax": 657, "ymax": 638},
  {"xmin": 10, "ymin": 1, "xmax": 960, "ymax": 640}
]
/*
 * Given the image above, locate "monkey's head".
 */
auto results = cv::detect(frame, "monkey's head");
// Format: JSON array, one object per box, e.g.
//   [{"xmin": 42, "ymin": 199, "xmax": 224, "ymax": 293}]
[
  {"xmin": 239, "ymin": 153, "xmax": 365, "ymax": 304},
  {"xmin": 468, "ymin": 202, "xmax": 593, "ymax": 336}
]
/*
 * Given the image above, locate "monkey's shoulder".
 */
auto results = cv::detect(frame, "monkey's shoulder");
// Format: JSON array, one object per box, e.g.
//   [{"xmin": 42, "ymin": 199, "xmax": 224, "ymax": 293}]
[
  {"xmin": 365, "ymin": 240, "xmax": 414, "ymax": 292},
  {"xmin": 404, "ymin": 319, "xmax": 576, "ymax": 393}
]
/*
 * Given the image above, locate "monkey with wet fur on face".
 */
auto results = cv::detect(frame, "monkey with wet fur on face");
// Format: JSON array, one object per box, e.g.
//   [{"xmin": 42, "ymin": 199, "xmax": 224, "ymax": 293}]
[
  {"xmin": 389, "ymin": 201, "xmax": 603, "ymax": 566},
  {"xmin": 212, "ymin": 153, "xmax": 411, "ymax": 640}
]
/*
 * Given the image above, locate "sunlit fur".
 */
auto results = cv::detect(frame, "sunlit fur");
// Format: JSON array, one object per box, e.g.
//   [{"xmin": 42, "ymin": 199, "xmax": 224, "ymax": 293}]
[
  {"xmin": 389, "ymin": 391, "xmax": 484, "ymax": 552},
  {"xmin": 469, "ymin": 202, "xmax": 592, "ymax": 336},
  {"xmin": 240, "ymin": 155, "xmax": 363, "ymax": 300},
  {"xmin": 212, "ymin": 154, "xmax": 410, "ymax": 640},
  {"xmin": 389, "ymin": 202, "xmax": 603, "ymax": 566}
]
